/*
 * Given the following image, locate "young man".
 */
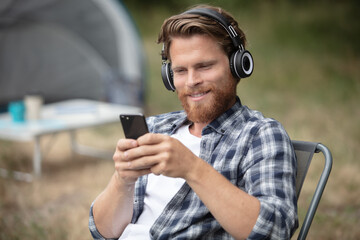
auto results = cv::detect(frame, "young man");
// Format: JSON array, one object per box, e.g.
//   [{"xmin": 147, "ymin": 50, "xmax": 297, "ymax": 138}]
[{"xmin": 89, "ymin": 5, "xmax": 298, "ymax": 240}]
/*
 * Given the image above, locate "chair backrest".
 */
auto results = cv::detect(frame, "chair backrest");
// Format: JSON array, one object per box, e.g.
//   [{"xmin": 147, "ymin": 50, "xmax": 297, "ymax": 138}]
[{"xmin": 292, "ymin": 140, "xmax": 332, "ymax": 240}]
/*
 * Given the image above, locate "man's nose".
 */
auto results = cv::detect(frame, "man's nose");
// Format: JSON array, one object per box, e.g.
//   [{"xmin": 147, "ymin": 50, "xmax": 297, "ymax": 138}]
[{"xmin": 186, "ymin": 70, "xmax": 202, "ymax": 87}]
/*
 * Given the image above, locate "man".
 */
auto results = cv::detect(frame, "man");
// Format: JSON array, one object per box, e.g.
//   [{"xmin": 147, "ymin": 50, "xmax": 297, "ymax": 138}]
[{"xmin": 89, "ymin": 5, "xmax": 298, "ymax": 240}]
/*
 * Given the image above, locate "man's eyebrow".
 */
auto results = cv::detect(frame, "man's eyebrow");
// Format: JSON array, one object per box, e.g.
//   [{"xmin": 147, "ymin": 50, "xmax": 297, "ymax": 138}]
[{"xmin": 172, "ymin": 65, "xmax": 185, "ymax": 71}]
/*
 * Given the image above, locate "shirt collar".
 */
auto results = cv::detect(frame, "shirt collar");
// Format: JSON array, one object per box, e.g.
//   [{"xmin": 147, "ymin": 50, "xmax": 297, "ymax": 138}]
[{"xmin": 202, "ymin": 96, "xmax": 243, "ymax": 136}]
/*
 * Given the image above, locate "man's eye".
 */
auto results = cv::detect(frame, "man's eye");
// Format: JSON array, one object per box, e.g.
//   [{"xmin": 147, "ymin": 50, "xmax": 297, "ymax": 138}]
[
  {"xmin": 199, "ymin": 64, "xmax": 212, "ymax": 70},
  {"xmin": 174, "ymin": 69, "xmax": 186, "ymax": 74}
]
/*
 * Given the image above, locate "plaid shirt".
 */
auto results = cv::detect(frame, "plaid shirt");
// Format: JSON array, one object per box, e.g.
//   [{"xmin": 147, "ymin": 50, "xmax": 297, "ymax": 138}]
[{"xmin": 89, "ymin": 97, "xmax": 298, "ymax": 239}]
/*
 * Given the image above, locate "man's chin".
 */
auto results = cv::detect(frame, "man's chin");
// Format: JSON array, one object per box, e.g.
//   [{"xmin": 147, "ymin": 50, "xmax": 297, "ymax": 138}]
[{"xmin": 184, "ymin": 103, "xmax": 217, "ymax": 123}]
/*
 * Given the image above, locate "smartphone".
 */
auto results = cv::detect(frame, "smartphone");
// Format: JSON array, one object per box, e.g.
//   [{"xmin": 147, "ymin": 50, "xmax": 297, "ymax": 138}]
[{"xmin": 120, "ymin": 114, "xmax": 149, "ymax": 139}]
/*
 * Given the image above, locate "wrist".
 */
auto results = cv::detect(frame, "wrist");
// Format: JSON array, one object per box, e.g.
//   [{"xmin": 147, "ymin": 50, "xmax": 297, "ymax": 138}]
[
  {"xmin": 184, "ymin": 156, "xmax": 207, "ymax": 184},
  {"xmin": 113, "ymin": 172, "xmax": 136, "ymax": 193}
]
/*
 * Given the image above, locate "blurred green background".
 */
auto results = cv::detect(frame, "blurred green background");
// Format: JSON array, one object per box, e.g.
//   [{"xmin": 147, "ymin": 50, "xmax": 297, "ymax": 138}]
[{"xmin": 0, "ymin": 0, "xmax": 359, "ymax": 239}]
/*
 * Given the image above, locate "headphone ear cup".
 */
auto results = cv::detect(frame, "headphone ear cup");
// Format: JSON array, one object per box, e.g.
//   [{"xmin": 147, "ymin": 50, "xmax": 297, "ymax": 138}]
[
  {"xmin": 161, "ymin": 62, "xmax": 175, "ymax": 91},
  {"xmin": 230, "ymin": 49, "xmax": 254, "ymax": 79}
]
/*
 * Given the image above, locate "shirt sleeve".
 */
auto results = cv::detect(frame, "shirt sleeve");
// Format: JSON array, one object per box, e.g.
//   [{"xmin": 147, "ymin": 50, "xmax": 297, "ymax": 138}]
[
  {"xmin": 245, "ymin": 121, "xmax": 298, "ymax": 239},
  {"xmin": 88, "ymin": 201, "xmax": 118, "ymax": 240}
]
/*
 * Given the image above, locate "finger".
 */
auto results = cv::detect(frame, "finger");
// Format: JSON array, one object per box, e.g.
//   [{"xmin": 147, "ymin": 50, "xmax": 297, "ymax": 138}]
[
  {"xmin": 137, "ymin": 133, "xmax": 169, "ymax": 146},
  {"xmin": 115, "ymin": 160, "xmax": 152, "ymax": 174},
  {"xmin": 126, "ymin": 155, "xmax": 159, "ymax": 170},
  {"xmin": 125, "ymin": 134, "xmax": 175, "ymax": 161},
  {"xmin": 128, "ymin": 152, "xmax": 168, "ymax": 176},
  {"xmin": 116, "ymin": 138, "xmax": 138, "ymax": 152},
  {"xmin": 113, "ymin": 139, "xmax": 138, "ymax": 163},
  {"xmin": 123, "ymin": 143, "xmax": 162, "ymax": 161},
  {"xmin": 116, "ymin": 168, "xmax": 152, "ymax": 184},
  {"xmin": 113, "ymin": 150, "xmax": 132, "ymax": 164},
  {"xmin": 150, "ymin": 163, "xmax": 165, "ymax": 176},
  {"xmin": 116, "ymin": 158, "xmax": 154, "ymax": 171}
]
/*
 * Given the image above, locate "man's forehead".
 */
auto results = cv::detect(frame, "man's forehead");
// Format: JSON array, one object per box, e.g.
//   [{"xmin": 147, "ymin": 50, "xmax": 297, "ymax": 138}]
[{"xmin": 168, "ymin": 34, "xmax": 223, "ymax": 61}]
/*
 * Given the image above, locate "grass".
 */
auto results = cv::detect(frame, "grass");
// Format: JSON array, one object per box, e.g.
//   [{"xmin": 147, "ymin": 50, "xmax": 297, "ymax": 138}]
[{"xmin": 1, "ymin": 1, "xmax": 359, "ymax": 239}]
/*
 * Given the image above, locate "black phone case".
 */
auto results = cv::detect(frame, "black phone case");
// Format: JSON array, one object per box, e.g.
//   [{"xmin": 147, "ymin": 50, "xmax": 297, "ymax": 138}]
[{"xmin": 120, "ymin": 114, "xmax": 149, "ymax": 139}]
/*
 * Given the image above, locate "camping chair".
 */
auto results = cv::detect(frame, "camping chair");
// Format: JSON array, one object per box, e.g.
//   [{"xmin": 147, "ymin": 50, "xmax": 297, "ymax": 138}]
[{"xmin": 292, "ymin": 140, "xmax": 332, "ymax": 240}]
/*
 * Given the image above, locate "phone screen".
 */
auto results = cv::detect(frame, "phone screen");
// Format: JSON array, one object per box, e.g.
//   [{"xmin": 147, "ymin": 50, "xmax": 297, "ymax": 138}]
[{"xmin": 120, "ymin": 114, "xmax": 149, "ymax": 139}]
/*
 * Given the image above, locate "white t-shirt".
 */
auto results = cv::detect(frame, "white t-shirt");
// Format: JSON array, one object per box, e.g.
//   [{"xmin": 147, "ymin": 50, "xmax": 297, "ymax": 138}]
[{"xmin": 119, "ymin": 124, "xmax": 201, "ymax": 239}]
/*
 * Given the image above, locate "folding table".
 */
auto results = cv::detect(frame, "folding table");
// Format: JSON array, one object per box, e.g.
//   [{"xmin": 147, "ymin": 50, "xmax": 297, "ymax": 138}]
[{"xmin": 0, "ymin": 99, "xmax": 142, "ymax": 181}]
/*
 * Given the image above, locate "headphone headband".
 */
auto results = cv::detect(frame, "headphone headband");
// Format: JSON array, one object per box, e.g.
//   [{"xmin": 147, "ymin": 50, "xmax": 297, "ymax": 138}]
[{"xmin": 183, "ymin": 8, "xmax": 242, "ymax": 48}]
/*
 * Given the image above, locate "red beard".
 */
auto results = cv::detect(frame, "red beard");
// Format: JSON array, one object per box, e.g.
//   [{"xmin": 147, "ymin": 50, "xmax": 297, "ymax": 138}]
[{"xmin": 177, "ymin": 79, "xmax": 237, "ymax": 124}]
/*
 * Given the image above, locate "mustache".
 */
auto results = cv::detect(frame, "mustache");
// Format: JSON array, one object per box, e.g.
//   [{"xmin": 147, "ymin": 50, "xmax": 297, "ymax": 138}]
[{"xmin": 177, "ymin": 85, "xmax": 214, "ymax": 96}]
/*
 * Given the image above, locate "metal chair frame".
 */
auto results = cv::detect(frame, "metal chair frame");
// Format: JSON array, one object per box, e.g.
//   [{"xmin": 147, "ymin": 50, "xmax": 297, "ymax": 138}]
[{"xmin": 292, "ymin": 140, "xmax": 332, "ymax": 240}]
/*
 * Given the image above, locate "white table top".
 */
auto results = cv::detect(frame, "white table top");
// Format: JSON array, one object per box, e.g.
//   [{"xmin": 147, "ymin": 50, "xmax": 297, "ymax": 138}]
[{"xmin": 0, "ymin": 99, "xmax": 142, "ymax": 141}]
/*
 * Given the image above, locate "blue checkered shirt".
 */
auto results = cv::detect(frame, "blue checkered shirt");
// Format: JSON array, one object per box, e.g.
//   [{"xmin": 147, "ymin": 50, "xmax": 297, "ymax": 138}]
[{"xmin": 89, "ymin": 97, "xmax": 298, "ymax": 239}]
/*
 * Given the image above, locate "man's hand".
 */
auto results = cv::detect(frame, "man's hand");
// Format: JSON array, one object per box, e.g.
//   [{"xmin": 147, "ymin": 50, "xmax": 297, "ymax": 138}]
[
  {"xmin": 113, "ymin": 137, "xmax": 152, "ymax": 185},
  {"xmin": 116, "ymin": 133, "xmax": 200, "ymax": 181}
]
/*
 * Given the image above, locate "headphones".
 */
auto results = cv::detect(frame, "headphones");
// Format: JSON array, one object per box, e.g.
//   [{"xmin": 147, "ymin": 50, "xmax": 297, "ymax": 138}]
[{"xmin": 161, "ymin": 8, "xmax": 254, "ymax": 91}]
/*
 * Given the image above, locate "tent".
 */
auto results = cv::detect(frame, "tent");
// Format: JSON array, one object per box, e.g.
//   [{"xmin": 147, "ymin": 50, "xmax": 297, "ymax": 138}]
[{"xmin": 0, "ymin": 0, "xmax": 146, "ymax": 111}]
